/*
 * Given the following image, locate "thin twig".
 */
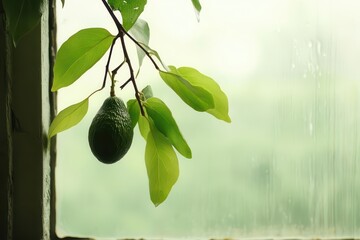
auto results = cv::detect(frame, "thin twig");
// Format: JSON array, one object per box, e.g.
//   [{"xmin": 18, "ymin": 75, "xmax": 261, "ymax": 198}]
[
  {"xmin": 110, "ymin": 60, "xmax": 126, "ymax": 96},
  {"xmin": 112, "ymin": 60, "xmax": 126, "ymax": 76},
  {"xmin": 120, "ymin": 78, "xmax": 132, "ymax": 89},
  {"xmin": 122, "ymin": 30, "xmax": 160, "ymax": 70},
  {"xmin": 119, "ymin": 33, "xmax": 145, "ymax": 115},
  {"xmin": 101, "ymin": 0, "xmax": 160, "ymax": 71},
  {"xmin": 94, "ymin": 34, "xmax": 119, "ymax": 98},
  {"xmin": 102, "ymin": 0, "xmax": 146, "ymax": 115}
]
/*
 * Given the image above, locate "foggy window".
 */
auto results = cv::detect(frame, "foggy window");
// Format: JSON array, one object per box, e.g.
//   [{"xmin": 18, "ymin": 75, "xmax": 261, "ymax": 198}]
[{"xmin": 56, "ymin": 0, "xmax": 360, "ymax": 238}]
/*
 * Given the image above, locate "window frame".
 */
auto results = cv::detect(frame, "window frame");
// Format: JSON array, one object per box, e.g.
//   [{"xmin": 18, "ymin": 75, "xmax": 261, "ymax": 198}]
[
  {"xmin": 1, "ymin": 0, "xmax": 359, "ymax": 239},
  {"xmin": 0, "ymin": 0, "xmax": 59, "ymax": 239}
]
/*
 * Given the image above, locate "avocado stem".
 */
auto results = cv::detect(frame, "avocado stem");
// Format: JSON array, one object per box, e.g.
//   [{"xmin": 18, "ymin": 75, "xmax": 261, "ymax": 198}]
[
  {"xmin": 110, "ymin": 75, "xmax": 115, "ymax": 97},
  {"xmin": 109, "ymin": 60, "xmax": 126, "ymax": 97}
]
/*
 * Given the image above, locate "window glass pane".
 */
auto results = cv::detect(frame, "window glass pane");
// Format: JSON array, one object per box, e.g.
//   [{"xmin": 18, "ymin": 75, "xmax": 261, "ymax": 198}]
[{"xmin": 56, "ymin": 0, "xmax": 360, "ymax": 238}]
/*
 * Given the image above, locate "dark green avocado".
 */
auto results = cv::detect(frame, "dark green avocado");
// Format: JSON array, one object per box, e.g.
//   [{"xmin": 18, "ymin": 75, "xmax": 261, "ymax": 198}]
[{"xmin": 88, "ymin": 96, "xmax": 133, "ymax": 164}]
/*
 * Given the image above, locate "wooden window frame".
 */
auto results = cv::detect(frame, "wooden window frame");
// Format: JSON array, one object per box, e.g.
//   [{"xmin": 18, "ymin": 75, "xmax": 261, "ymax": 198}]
[{"xmin": 0, "ymin": 1, "xmax": 60, "ymax": 239}]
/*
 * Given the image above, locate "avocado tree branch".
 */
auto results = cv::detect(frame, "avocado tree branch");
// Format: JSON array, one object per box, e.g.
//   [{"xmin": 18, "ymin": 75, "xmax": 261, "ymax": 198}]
[
  {"xmin": 120, "ymin": 78, "xmax": 132, "ymax": 89},
  {"xmin": 87, "ymin": 34, "xmax": 119, "ymax": 99},
  {"xmin": 102, "ymin": 0, "xmax": 145, "ymax": 115},
  {"xmin": 86, "ymin": 34, "xmax": 118, "ymax": 100},
  {"xmin": 101, "ymin": 0, "xmax": 122, "ymax": 33},
  {"xmin": 101, "ymin": 0, "xmax": 160, "ymax": 71},
  {"xmin": 122, "ymin": 30, "xmax": 160, "ymax": 71},
  {"xmin": 119, "ymin": 33, "xmax": 145, "ymax": 116},
  {"xmin": 110, "ymin": 60, "xmax": 126, "ymax": 97}
]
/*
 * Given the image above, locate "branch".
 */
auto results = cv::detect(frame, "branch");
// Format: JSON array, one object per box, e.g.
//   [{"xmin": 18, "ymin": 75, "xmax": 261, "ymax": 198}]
[
  {"xmin": 110, "ymin": 60, "xmax": 126, "ymax": 96},
  {"xmin": 101, "ymin": 0, "xmax": 145, "ymax": 115},
  {"xmin": 119, "ymin": 33, "xmax": 145, "ymax": 116},
  {"xmin": 122, "ymin": 31, "xmax": 160, "ymax": 70},
  {"xmin": 101, "ymin": 0, "xmax": 160, "ymax": 71},
  {"xmin": 102, "ymin": 35, "xmax": 119, "ymax": 96},
  {"xmin": 101, "ymin": 0, "xmax": 122, "ymax": 33}
]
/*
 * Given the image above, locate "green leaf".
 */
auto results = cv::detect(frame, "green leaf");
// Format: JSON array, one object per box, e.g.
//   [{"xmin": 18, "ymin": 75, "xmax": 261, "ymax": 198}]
[
  {"xmin": 139, "ymin": 43, "xmax": 168, "ymax": 70},
  {"xmin": 191, "ymin": 0, "xmax": 202, "ymax": 20},
  {"xmin": 129, "ymin": 19, "xmax": 150, "ymax": 72},
  {"xmin": 141, "ymin": 85, "xmax": 153, "ymax": 100},
  {"xmin": 138, "ymin": 115, "xmax": 150, "ymax": 139},
  {"xmin": 107, "ymin": 0, "xmax": 147, "ymax": 31},
  {"xmin": 159, "ymin": 66, "xmax": 214, "ymax": 112},
  {"xmin": 3, "ymin": 0, "xmax": 43, "ymax": 45},
  {"xmin": 145, "ymin": 119, "xmax": 179, "ymax": 206},
  {"xmin": 127, "ymin": 99, "xmax": 140, "ymax": 129},
  {"xmin": 52, "ymin": 28, "xmax": 114, "ymax": 91},
  {"xmin": 61, "ymin": 0, "xmax": 65, "ymax": 7},
  {"xmin": 48, "ymin": 98, "xmax": 89, "ymax": 138},
  {"xmin": 144, "ymin": 98, "xmax": 192, "ymax": 159},
  {"xmin": 176, "ymin": 67, "xmax": 231, "ymax": 122}
]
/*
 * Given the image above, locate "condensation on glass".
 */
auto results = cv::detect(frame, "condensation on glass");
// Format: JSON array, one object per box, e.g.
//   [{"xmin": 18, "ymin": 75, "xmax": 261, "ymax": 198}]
[{"xmin": 56, "ymin": 0, "xmax": 360, "ymax": 238}]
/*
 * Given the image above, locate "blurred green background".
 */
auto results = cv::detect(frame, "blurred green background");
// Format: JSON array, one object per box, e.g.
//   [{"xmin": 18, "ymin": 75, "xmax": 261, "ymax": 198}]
[{"xmin": 55, "ymin": 0, "xmax": 360, "ymax": 238}]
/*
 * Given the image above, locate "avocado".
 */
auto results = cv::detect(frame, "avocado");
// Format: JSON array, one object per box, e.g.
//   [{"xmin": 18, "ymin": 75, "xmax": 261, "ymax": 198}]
[{"xmin": 88, "ymin": 96, "xmax": 133, "ymax": 164}]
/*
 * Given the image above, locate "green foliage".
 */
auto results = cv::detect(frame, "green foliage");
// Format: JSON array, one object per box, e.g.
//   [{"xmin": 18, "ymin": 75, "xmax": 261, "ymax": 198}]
[
  {"xmin": 127, "ymin": 87, "xmax": 191, "ymax": 205},
  {"xmin": 160, "ymin": 68, "xmax": 215, "ymax": 112},
  {"xmin": 52, "ymin": 28, "xmax": 114, "ymax": 91},
  {"xmin": 144, "ymin": 98, "xmax": 192, "ymax": 159},
  {"xmin": 108, "ymin": 0, "xmax": 147, "ymax": 31},
  {"xmin": 138, "ymin": 114, "xmax": 150, "ymax": 140},
  {"xmin": 48, "ymin": 98, "xmax": 89, "ymax": 138},
  {"xmin": 127, "ymin": 99, "xmax": 140, "ymax": 129},
  {"xmin": 4, "ymin": 0, "xmax": 230, "ymax": 206},
  {"xmin": 144, "ymin": 118, "xmax": 179, "ymax": 206},
  {"xmin": 175, "ymin": 66, "xmax": 231, "ymax": 122},
  {"xmin": 160, "ymin": 66, "xmax": 231, "ymax": 122},
  {"xmin": 129, "ymin": 19, "xmax": 150, "ymax": 73},
  {"xmin": 44, "ymin": 0, "xmax": 230, "ymax": 206},
  {"xmin": 191, "ymin": 0, "xmax": 202, "ymax": 11},
  {"xmin": 3, "ymin": 0, "xmax": 43, "ymax": 45},
  {"xmin": 141, "ymin": 85, "xmax": 153, "ymax": 100},
  {"xmin": 191, "ymin": 0, "xmax": 202, "ymax": 18}
]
